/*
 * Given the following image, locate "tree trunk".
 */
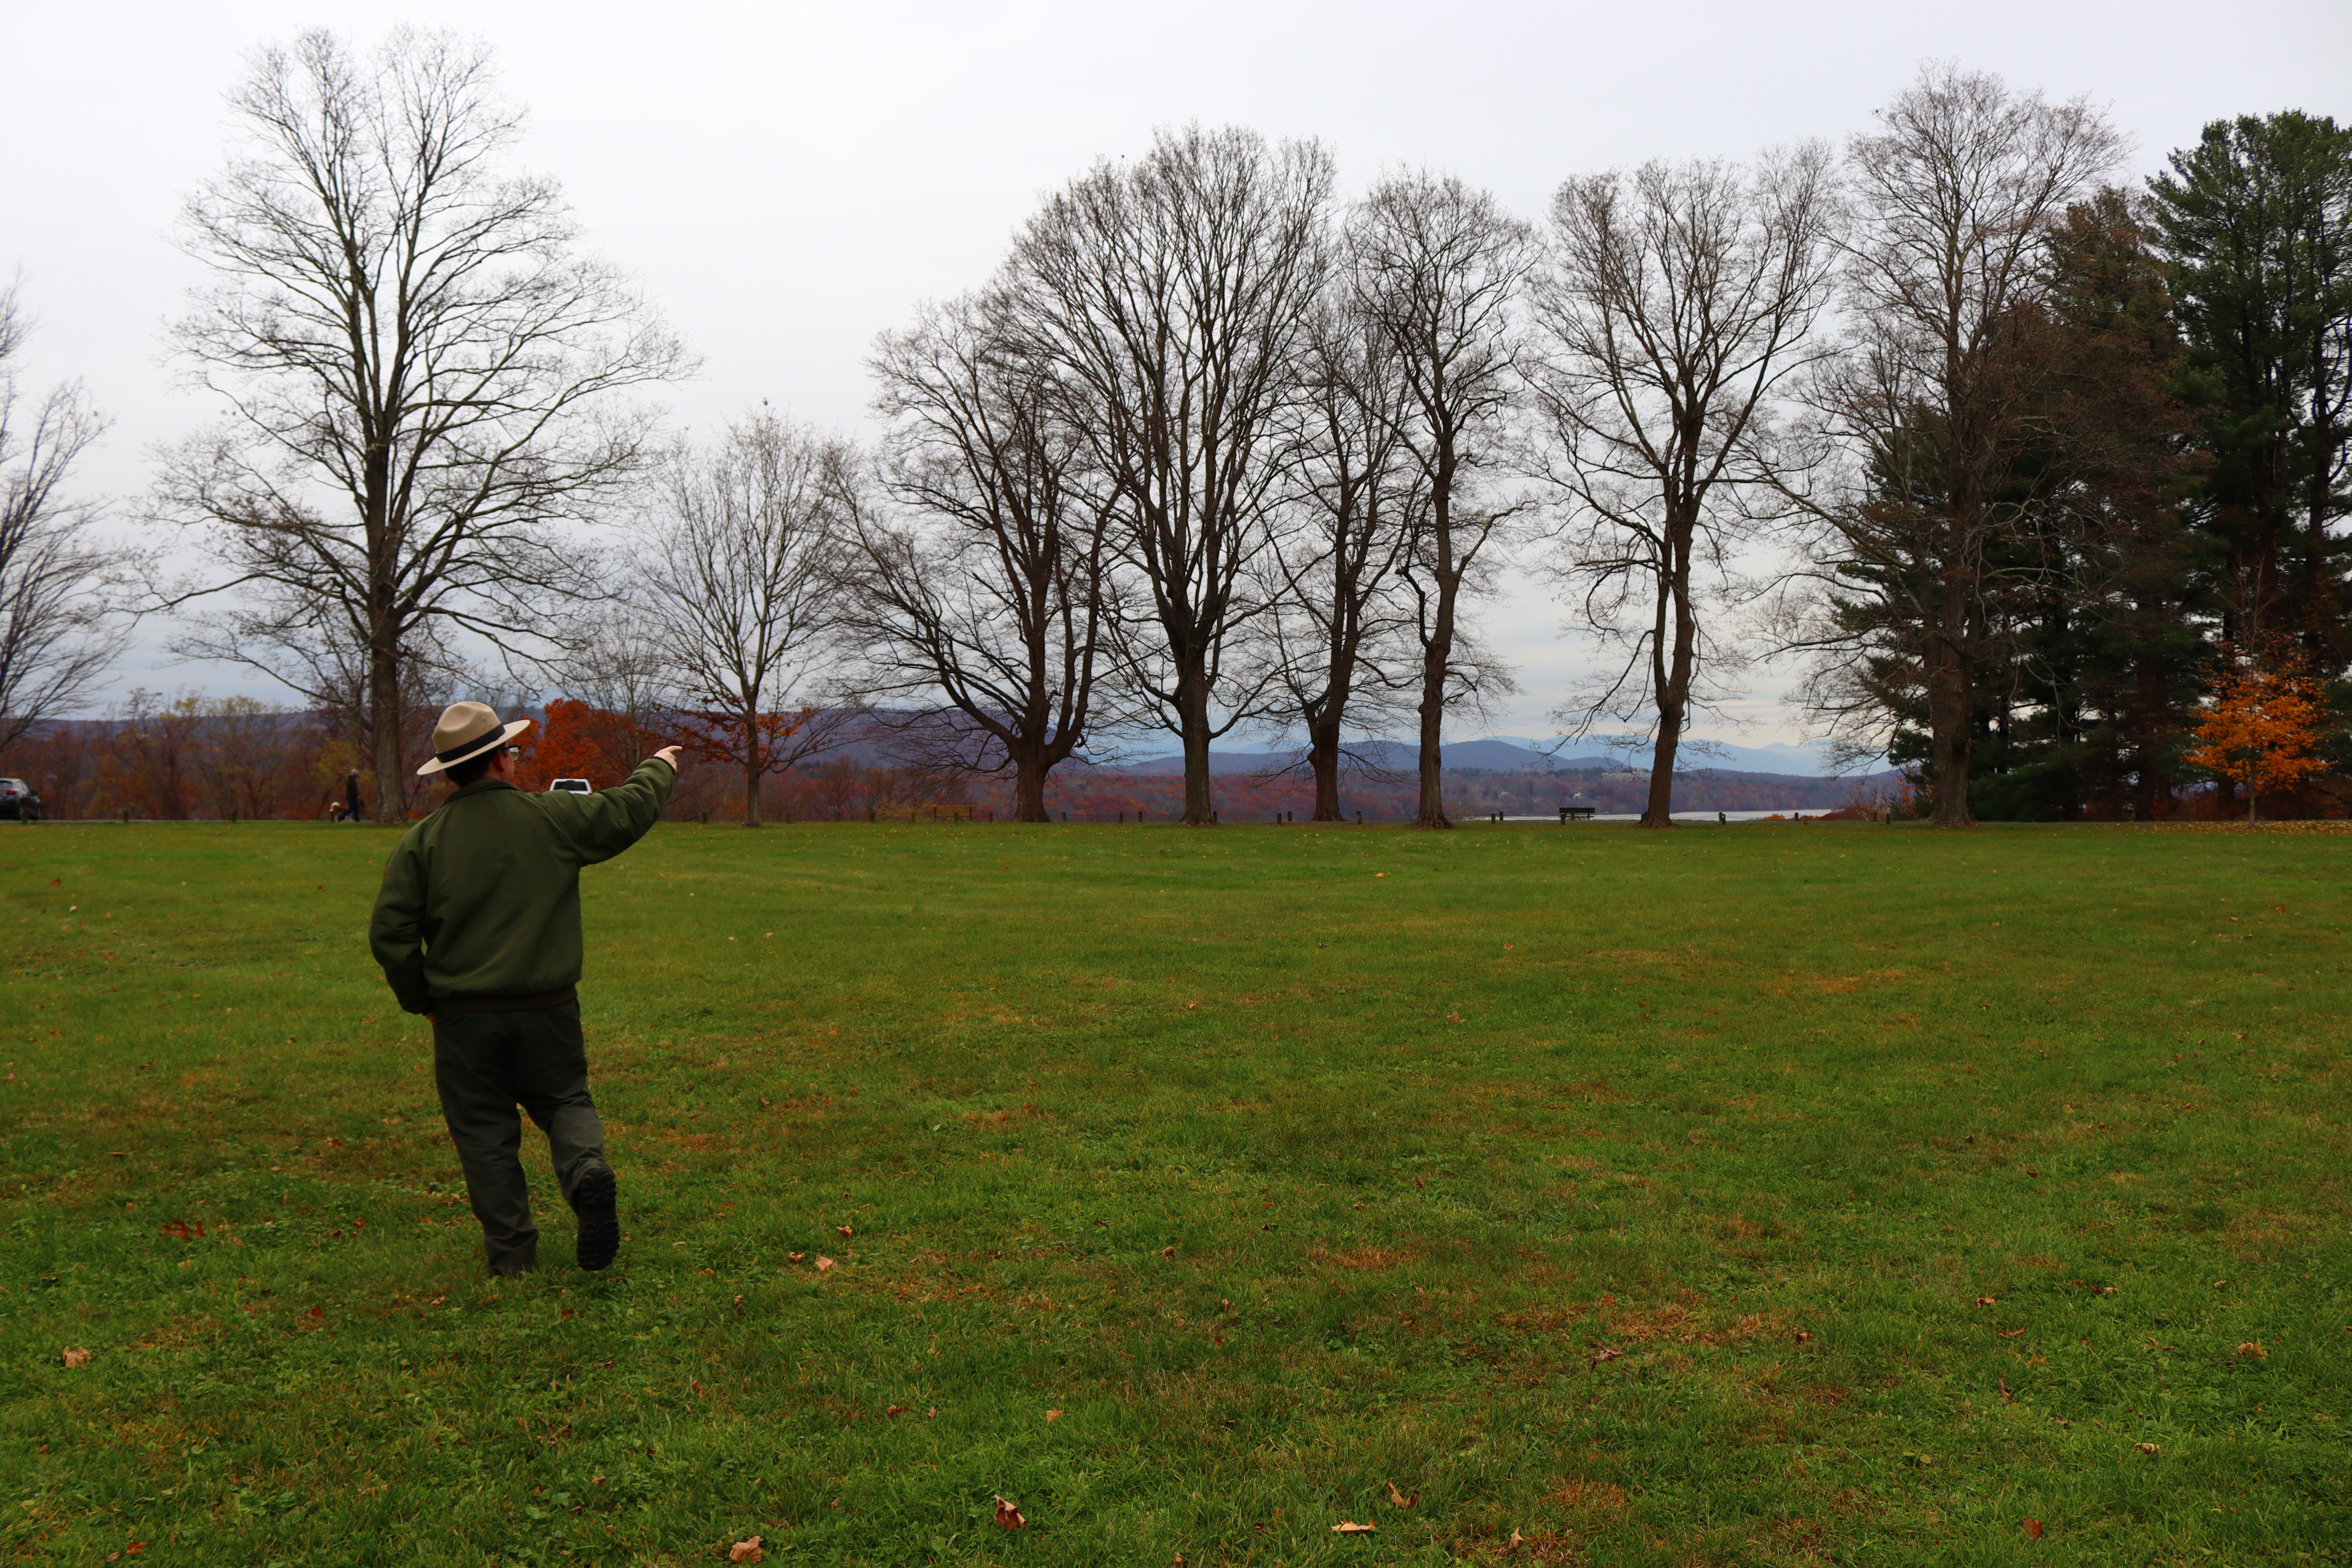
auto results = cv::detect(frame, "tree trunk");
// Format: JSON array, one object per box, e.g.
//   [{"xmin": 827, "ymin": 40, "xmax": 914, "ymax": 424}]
[
  {"xmin": 741, "ymin": 711, "xmax": 763, "ymax": 827},
  {"xmin": 368, "ymin": 619, "xmax": 402, "ymax": 825},
  {"xmin": 1177, "ymin": 658, "xmax": 1215, "ymax": 826},
  {"xmin": 1926, "ymin": 649, "xmax": 1975, "ymax": 828},
  {"xmin": 1012, "ymin": 746, "xmax": 1049, "ymax": 822},
  {"xmin": 1641, "ymin": 521, "xmax": 1697, "ymax": 829},
  {"xmin": 1414, "ymin": 610, "xmax": 1451, "ymax": 829},
  {"xmin": 1308, "ymin": 712, "xmax": 1342, "ymax": 821}
]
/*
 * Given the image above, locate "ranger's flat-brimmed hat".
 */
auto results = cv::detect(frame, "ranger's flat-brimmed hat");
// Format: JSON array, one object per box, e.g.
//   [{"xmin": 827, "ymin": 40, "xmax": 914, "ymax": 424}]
[{"xmin": 416, "ymin": 701, "xmax": 533, "ymax": 777}]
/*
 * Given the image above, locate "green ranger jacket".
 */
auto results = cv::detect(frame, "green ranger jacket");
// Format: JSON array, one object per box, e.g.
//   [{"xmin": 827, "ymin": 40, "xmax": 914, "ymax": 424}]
[{"xmin": 368, "ymin": 759, "xmax": 675, "ymax": 1014}]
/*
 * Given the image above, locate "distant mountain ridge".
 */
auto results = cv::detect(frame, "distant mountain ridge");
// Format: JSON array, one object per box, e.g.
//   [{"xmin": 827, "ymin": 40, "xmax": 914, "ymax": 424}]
[{"xmin": 1100, "ymin": 735, "xmax": 1880, "ymax": 779}]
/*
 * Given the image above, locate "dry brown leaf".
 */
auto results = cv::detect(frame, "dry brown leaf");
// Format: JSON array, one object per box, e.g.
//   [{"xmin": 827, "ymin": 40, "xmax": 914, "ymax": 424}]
[
  {"xmin": 1385, "ymin": 1480, "xmax": 1418, "ymax": 1508},
  {"xmin": 1998, "ymin": 1377, "xmax": 2014, "ymax": 1404},
  {"xmin": 788, "ymin": 1252, "xmax": 805, "ymax": 1263},
  {"xmin": 61, "ymin": 1347, "xmax": 90, "ymax": 1368},
  {"xmin": 815, "ymin": 1256, "xmax": 836, "ymax": 1273},
  {"xmin": 994, "ymin": 1495, "xmax": 1026, "ymax": 1531},
  {"xmin": 729, "ymin": 1537, "xmax": 764, "ymax": 1563},
  {"xmin": 836, "ymin": 1225, "xmax": 853, "ymax": 1239},
  {"xmin": 1508, "ymin": 1528, "xmax": 1525, "ymax": 1551},
  {"xmin": 2236, "ymin": 1341, "xmax": 2266, "ymax": 1360},
  {"xmin": 1045, "ymin": 1409, "xmax": 1063, "ymax": 1423},
  {"xmin": 885, "ymin": 1405, "xmax": 909, "ymax": 1417},
  {"xmin": 1792, "ymin": 1330, "xmax": 1812, "ymax": 1343},
  {"xmin": 1996, "ymin": 1328, "xmax": 2027, "ymax": 1338},
  {"xmin": 1331, "ymin": 1519, "xmax": 1376, "ymax": 1535},
  {"xmin": 926, "ymin": 1406, "xmax": 938, "ymax": 1419},
  {"xmin": 1160, "ymin": 1245, "xmax": 1176, "ymax": 1258},
  {"xmin": 1589, "ymin": 1345, "xmax": 1621, "ymax": 1363},
  {"xmin": 2025, "ymin": 1518, "xmax": 2045, "ymax": 1539},
  {"xmin": 1976, "ymin": 1296, "xmax": 1997, "ymax": 1307},
  {"xmin": 2134, "ymin": 1442, "xmax": 2160, "ymax": 1457}
]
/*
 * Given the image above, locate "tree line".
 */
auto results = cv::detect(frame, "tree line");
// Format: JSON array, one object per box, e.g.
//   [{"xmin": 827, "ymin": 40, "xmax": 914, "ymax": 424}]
[{"xmin": 4, "ymin": 30, "xmax": 2346, "ymax": 826}]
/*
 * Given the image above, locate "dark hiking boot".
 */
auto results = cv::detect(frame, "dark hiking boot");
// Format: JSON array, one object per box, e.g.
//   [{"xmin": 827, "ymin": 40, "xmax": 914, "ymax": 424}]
[{"xmin": 572, "ymin": 1163, "xmax": 620, "ymax": 1271}]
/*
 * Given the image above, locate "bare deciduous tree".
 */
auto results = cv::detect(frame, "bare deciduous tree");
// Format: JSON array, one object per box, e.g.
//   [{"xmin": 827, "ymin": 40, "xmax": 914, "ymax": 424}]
[
  {"xmin": 1265, "ymin": 299, "xmax": 1419, "ymax": 820},
  {"xmin": 642, "ymin": 410, "xmax": 855, "ymax": 826},
  {"xmin": 0, "ymin": 283, "xmax": 130, "ymax": 751},
  {"xmin": 1009, "ymin": 124, "xmax": 1334, "ymax": 825},
  {"xmin": 1350, "ymin": 173, "xmax": 1535, "ymax": 828},
  {"xmin": 1535, "ymin": 145, "xmax": 1840, "ymax": 827},
  {"xmin": 155, "ymin": 28, "xmax": 689, "ymax": 820},
  {"xmin": 1787, "ymin": 63, "xmax": 2122, "ymax": 826},
  {"xmin": 851, "ymin": 292, "xmax": 1116, "ymax": 822}
]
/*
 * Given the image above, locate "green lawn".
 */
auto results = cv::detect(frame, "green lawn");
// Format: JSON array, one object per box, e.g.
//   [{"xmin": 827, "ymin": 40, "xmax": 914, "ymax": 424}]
[{"xmin": 3, "ymin": 818, "xmax": 2348, "ymax": 1566}]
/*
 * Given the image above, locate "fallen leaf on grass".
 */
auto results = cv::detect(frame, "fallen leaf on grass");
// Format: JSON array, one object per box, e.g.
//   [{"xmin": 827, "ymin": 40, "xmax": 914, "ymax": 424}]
[
  {"xmin": 1331, "ymin": 1520, "xmax": 1376, "ymax": 1535},
  {"xmin": 1508, "ymin": 1529, "xmax": 1524, "ymax": 1551},
  {"xmin": 788, "ymin": 1252, "xmax": 805, "ymax": 1263},
  {"xmin": 814, "ymin": 1257, "xmax": 836, "ymax": 1274},
  {"xmin": 2236, "ymin": 1341, "xmax": 2266, "ymax": 1360},
  {"xmin": 836, "ymin": 1225, "xmax": 853, "ymax": 1240},
  {"xmin": 1976, "ymin": 1296, "xmax": 1997, "ymax": 1307},
  {"xmin": 2134, "ymin": 1442, "xmax": 2160, "ymax": 1457},
  {"xmin": 1998, "ymin": 1377, "xmax": 2013, "ymax": 1404},
  {"xmin": 729, "ymin": 1537, "xmax": 764, "ymax": 1563},
  {"xmin": 1160, "ymin": 1245, "xmax": 1176, "ymax": 1258},
  {"xmin": 61, "ymin": 1347, "xmax": 90, "ymax": 1368},
  {"xmin": 1385, "ymin": 1481, "xmax": 1418, "ymax": 1508},
  {"xmin": 885, "ymin": 1405, "xmax": 908, "ymax": 1417},
  {"xmin": 2025, "ymin": 1518, "xmax": 2044, "ymax": 1539},
  {"xmin": 1792, "ymin": 1330, "xmax": 1812, "ymax": 1344},
  {"xmin": 994, "ymin": 1495, "xmax": 1026, "ymax": 1530},
  {"xmin": 1045, "ymin": 1409, "xmax": 1063, "ymax": 1423},
  {"xmin": 1588, "ymin": 1345, "xmax": 1621, "ymax": 1363}
]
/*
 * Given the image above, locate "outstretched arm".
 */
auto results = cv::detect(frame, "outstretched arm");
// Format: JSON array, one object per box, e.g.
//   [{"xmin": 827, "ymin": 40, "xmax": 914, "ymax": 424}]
[{"xmin": 556, "ymin": 749, "xmax": 682, "ymax": 864}]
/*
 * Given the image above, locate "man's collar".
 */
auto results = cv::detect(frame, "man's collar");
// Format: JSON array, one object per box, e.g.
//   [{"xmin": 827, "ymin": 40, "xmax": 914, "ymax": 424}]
[{"xmin": 448, "ymin": 778, "xmax": 519, "ymax": 800}]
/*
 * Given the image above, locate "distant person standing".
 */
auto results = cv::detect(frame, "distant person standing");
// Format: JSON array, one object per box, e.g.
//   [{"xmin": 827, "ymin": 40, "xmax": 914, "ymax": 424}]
[
  {"xmin": 344, "ymin": 769, "xmax": 363, "ymax": 823},
  {"xmin": 369, "ymin": 702, "xmax": 680, "ymax": 1278}
]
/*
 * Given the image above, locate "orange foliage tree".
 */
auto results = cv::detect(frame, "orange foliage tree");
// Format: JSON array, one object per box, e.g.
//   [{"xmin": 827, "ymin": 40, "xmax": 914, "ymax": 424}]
[
  {"xmin": 518, "ymin": 700, "xmax": 670, "ymax": 793},
  {"xmin": 2183, "ymin": 654, "xmax": 2328, "ymax": 822}
]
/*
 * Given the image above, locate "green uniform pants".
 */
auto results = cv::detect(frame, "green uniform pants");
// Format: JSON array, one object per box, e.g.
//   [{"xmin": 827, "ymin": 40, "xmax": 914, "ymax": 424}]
[{"xmin": 431, "ymin": 1000, "xmax": 608, "ymax": 1275}]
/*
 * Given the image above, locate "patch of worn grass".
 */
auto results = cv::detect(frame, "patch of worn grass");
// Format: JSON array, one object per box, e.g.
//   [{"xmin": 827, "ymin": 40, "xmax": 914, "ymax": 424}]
[{"xmin": 2, "ymin": 818, "xmax": 2348, "ymax": 1566}]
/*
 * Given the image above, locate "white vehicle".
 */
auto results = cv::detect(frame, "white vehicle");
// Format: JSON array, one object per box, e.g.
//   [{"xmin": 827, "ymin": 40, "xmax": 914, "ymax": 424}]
[{"xmin": 547, "ymin": 778, "xmax": 593, "ymax": 795}]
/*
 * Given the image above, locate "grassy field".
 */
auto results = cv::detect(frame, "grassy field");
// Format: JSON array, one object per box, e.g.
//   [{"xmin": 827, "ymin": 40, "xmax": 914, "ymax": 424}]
[{"xmin": 2, "ymin": 817, "xmax": 2348, "ymax": 1567}]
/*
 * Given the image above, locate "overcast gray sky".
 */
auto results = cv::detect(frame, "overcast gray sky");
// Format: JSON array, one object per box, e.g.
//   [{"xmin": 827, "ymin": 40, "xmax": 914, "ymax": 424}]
[{"xmin": 6, "ymin": 0, "xmax": 2347, "ymax": 748}]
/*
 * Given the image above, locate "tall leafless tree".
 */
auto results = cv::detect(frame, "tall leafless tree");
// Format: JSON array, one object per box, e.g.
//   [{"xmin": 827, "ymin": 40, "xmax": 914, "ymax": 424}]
[
  {"xmin": 1785, "ymin": 63, "xmax": 2122, "ymax": 826},
  {"xmin": 851, "ymin": 292, "xmax": 1117, "ymax": 822},
  {"xmin": 0, "ymin": 283, "xmax": 130, "ymax": 753},
  {"xmin": 155, "ymin": 28, "xmax": 689, "ymax": 820},
  {"xmin": 642, "ymin": 410, "xmax": 855, "ymax": 826},
  {"xmin": 1536, "ymin": 146, "xmax": 1840, "ymax": 826},
  {"xmin": 1009, "ymin": 124, "xmax": 1334, "ymax": 825},
  {"xmin": 1350, "ymin": 172, "xmax": 1535, "ymax": 828},
  {"xmin": 1265, "ymin": 298, "xmax": 1419, "ymax": 819}
]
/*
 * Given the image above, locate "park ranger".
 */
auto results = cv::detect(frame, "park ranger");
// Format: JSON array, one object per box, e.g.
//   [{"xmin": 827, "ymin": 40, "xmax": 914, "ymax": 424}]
[{"xmin": 369, "ymin": 701, "xmax": 681, "ymax": 1277}]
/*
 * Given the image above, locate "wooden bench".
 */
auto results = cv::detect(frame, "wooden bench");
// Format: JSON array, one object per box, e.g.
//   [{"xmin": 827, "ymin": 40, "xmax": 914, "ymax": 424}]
[{"xmin": 1558, "ymin": 805, "xmax": 1596, "ymax": 822}]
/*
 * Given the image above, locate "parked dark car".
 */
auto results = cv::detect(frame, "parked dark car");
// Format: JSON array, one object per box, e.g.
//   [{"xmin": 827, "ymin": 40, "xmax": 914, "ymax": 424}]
[{"xmin": 0, "ymin": 778, "xmax": 41, "ymax": 822}]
